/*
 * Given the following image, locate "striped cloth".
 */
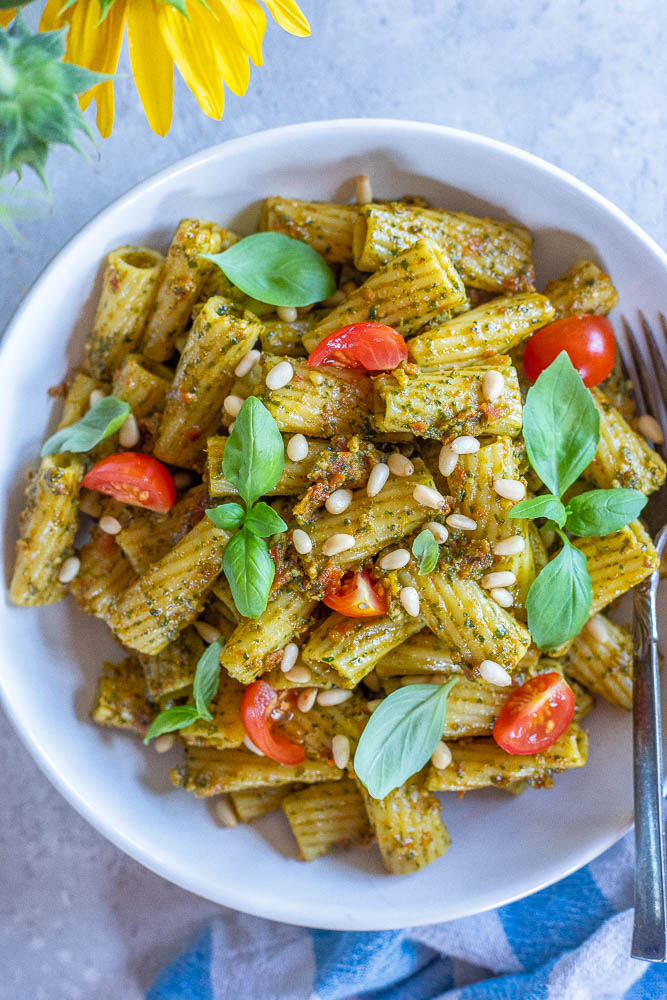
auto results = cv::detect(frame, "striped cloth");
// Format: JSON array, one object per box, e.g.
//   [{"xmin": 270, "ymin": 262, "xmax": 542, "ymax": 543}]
[{"xmin": 146, "ymin": 828, "xmax": 666, "ymax": 1000}]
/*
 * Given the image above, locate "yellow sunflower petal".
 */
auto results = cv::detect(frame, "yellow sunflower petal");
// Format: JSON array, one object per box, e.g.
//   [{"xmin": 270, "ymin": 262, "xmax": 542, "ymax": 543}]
[
  {"xmin": 39, "ymin": 0, "xmax": 68, "ymax": 32},
  {"xmin": 128, "ymin": 0, "xmax": 173, "ymax": 136},
  {"xmin": 198, "ymin": 1, "xmax": 250, "ymax": 94},
  {"xmin": 90, "ymin": 79, "xmax": 115, "ymax": 139},
  {"xmin": 216, "ymin": 0, "xmax": 266, "ymax": 66},
  {"xmin": 158, "ymin": 3, "xmax": 226, "ymax": 119},
  {"xmin": 0, "ymin": 11, "xmax": 15, "ymax": 28},
  {"xmin": 262, "ymin": 0, "xmax": 310, "ymax": 36}
]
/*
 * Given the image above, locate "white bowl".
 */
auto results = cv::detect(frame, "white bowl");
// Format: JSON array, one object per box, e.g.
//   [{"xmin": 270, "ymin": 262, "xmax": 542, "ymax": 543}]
[{"xmin": 1, "ymin": 119, "xmax": 665, "ymax": 931}]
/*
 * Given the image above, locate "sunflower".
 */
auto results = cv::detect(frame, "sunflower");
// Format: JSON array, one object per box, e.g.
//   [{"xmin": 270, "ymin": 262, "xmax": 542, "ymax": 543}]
[{"xmin": 2, "ymin": 1, "xmax": 309, "ymax": 137}]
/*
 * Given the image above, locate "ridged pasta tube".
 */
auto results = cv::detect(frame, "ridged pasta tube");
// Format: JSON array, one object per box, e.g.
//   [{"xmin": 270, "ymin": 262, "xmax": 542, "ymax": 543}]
[
  {"xmin": 302, "ymin": 610, "xmax": 422, "ymax": 685},
  {"xmin": 282, "ymin": 780, "xmax": 372, "ymax": 861},
  {"xmin": 91, "ymin": 659, "xmax": 155, "ymax": 737},
  {"xmin": 576, "ymin": 520, "xmax": 659, "ymax": 618},
  {"xmin": 563, "ymin": 615, "xmax": 633, "ymax": 710},
  {"xmin": 111, "ymin": 353, "xmax": 172, "ymax": 419},
  {"xmin": 585, "ymin": 388, "xmax": 666, "ymax": 494},
  {"xmin": 138, "ymin": 626, "xmax": 205, "ymax": 701},
  {"xmin": 117, "ymin": 485, "xmax": 210, "ymax": 575},
  {"xmin": 360, "ymin": 776, "xmax": 451, "ymax": 874},
  {"xmin": 231, "ymin": 785, "xmax": 297, "ymax": 822},
  {"xmin": 260, "ymin": 197, "xmax": 358, "ymax": 264},
  {"xmin": 172, "ymin": 747, "xmax": 341, "ymax": 795},
  {"xmin": 544, "ymin": 259, "xmax": 619, "ymax": 319},
  {"xmin": 207, "ymin": 434, "xmax": 329, "ymax": 497},
  {"xmin": 70, "ymin": 528, "xmax": 136, "ymax": 623}
]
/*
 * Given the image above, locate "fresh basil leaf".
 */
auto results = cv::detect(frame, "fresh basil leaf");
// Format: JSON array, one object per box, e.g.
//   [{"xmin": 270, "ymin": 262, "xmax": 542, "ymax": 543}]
[
  {"xmin": 522, "ymin": 352, "xmax": 599, "ymax": 498},
  {"xmin": 354, "ymin": 679, "xmax": 459, "ymax": 799},
  {"xmin": 202, "ymin": 233, "xmax": 336, "ymax": 307},
  {"xmin": 41, "ymin": 396, "xmax": 130, "ymax": 457},
  {"xmin": 411, "ymin": 529, "xmax": 439, "ymax": 575},
  {"xmin": 245, "ymin": 501, "xmax": 288, "ymax": 538},
  {"xmin": 526, "ymin": 539, "xmax": 592, "ymax": 649},
  {"xmin": 222, "ymin": 527, "xmax": 275, "ymax": 619},
  {"xmin": 509, "ymin": 493, "xmax": 566, "ymax": 527},
  {"xmin": 192, "ymin": 639, "xmax": 223, "ymax": 721},
  {"xmin": 223, "ymin": 397, "xmax": 284, "ymax": 507},
  {"xmin": 565, "ymin": 488, "xmax": 647, "ymax": 537},
  {"xmin": 207, "ymin": 503, "xmax": 245, "ymax": 531},
  {"xmin": 143, "ymin": 705, "xmax": 200, "ymax": 745}
]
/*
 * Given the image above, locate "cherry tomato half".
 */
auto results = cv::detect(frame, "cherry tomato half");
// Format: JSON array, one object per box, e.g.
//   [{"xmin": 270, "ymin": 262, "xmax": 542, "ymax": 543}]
[
  {"xmin": 323, "ymin": 569, "xmax": 387, "ymax": 618},
  {"xmin": 523, "ymin": 315, "xmax": 615, "ymax": 387},
  {"xmin": 493, "ymin": 671, "xmax": 576, "ymax": 754},
  {"xmin": 241, "ymin": 681, "xmax": 305, "ymax": 765},
  {"xmin": 82, "ymin": 452, "xmax": 177, "ymax": 514},
  {"xmin": 307, "ymin": 322, "xmax": 408, "ymax": 371}
]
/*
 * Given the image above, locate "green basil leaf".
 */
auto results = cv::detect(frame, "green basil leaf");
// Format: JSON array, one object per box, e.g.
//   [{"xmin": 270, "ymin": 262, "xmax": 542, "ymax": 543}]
[
  {"xmin": 222, "ymin": 397, "xmax": 284, "ymax": 507},
  {"xmin": 40, "ymin": 396, "xmax": 130, "ymax": 457},
  {"xmin": 509, "ymin": 494, "xmax": 566, "ymax": 527},
  {"xmin": 222, "ymin": 527, "xmax": 275, "ymax": 619},
  {"xmin": 526, "ymin": 539, "xmax": 592, "ymax": 649},
  {"xmin": 522, "ymin": 352, "xmax": 600, "ymax": 497},
  {"xmin": 245, "ymin": 501, "xmax": 288, "ymax": 538},
  {"xmin": 565, "ymin": 488, "xmax": 647, "ymax": 537},
  {"xmin": 202, "ymin": 233, "xmax": 336, "ymax": 307},
  {"xmin": 143, "ymin": 705, "xmax": 200, "ymax": 745},
  {"xmin": 206, "ymin": 503, "xmax": 245, "ymax": 531},
  {"xmin": 354, "ymin": 679, "xmax": 459, "ymax": 799},
  {"xmin": 411, "ymin": 529, "xmax": 439, "ymax": 575},
  {"xmin": 192, "ymin": 639, "xmax": 223, "ymax": 721}
]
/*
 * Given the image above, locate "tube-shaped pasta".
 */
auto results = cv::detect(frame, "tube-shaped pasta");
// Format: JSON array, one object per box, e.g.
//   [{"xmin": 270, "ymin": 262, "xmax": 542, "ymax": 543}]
[
  {"xmin": 180, "ymin": 670, "xmax": 246, "ymax": 748},
  {"xmin": 83, "ymin": 246, "xmax": 164, "ymax": 378},
  {"xmin": 282, "ymin": 780, "xmax": 372, "ymax": 861},
  {"xmin": 260, "ymin": 197, "xmax": 358, "ymax": 264},
  {"xmin": 172, "ymin": 747, "xmax": 341, "ymax": 795},
  {"xmin": 353, "ymin": 202, "xmax": 534, "ymax": 292},
  {"xmin": 301, "ymin": 611, "xmax": 422, "ymax": 686},
  {"xmin": 117, "ymin": 484, "xmax": 210, "ymax": 574},
  {"xmin": 111, "ymin": 353, "xmax": 172, "ymax": 419},
  {"xmin": 304, "ymin": 238, "xmax": 467, "ymax": 352},
  {"xmin": 231, "ymin": 785, "xmax": 296, "ymax": 822},
  {"xmin": 563, "ymin": 615, "xmax": 633, "ymax": 710},
  {"xmin": 58, "ymin": 371, "xmax": 109, "ymax": 429},
  {"xmin": 544, "ymin": 259, "xmax": 619, "ymax": 319},
  {"xmin": 91, "ymin": 658, "xmax": 155, "ymax": 737},
  {"xmin": 585, "ymin": 388, "xmax": 666, "ymax": 494},
  {"xmin": 576, "ymin": 520, "xmax": 659, "ymax": 618},
  {"xmin": 70, "ymin": 528, "xmax": 136, "ymax": 623},
  {"xmin": 138, "ymin": 626, "xmax": 205, "ymax": 701},
  {"xmin": 408, "ymin": 293, "xmax": 554, "ymax": 369},
  {"xmin": 360, "ymin": 776, "xmax": 451, "ymax": 874},
  {"xmin": 207, "ymin": 434, "xmax": 329, "ymax": 497}
]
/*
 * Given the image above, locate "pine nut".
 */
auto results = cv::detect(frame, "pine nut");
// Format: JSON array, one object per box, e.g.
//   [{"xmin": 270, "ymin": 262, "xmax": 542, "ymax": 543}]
[
  {"xmin": 401, "ymin": 675, "xmax": 429, "ymax": 685},
  {"xmin": 542, "ymin": 529, "xmax": 556, "ymax": 548},
  {"xmin": 480, "ymin": 659, "xmax": 512, "ymax": 686},
  {"xmin": 413, "ymin": 484, "xmax": 445, "ymax": 509},
  {"xmin": 154, "ymin": 733, "xmax": 175, "ymax": 754},
  {"xmin": 431, "ymin": 740, "xmax": 452, "ymax": 770},
  {"xmin": 119, "ymin": 413, "xmax": 140, "ymax": 448},
  {"xmin": 234, "ymin": 349, "xmax": 261, "ymax": 378},
  {"xmin": 325, "ymin": 488, "xmax": 353, "ymax": 515},
  {"xmin": 173, "ymin": 470, "xmax": 193, "ymax": 490},
  {"xmin": 99, "ymin": 515, "xmax": 121, "ymax": 536},
  {"xmin": 378, "ymin": 548, "xmax": 410, "ymax": 571},
  {"xmin": 438, "ymin": 445, "xmax": 458, "ymax": 477},
  {"xmin": 287, "ymin": 433, "xmax": 309, "ymax": 462},
  {"xmin": 297, "ymin": 688, "xmax": 317, "ymax": 712},
  {"xmin": 277, "ymin": 306, "xmax": 298, "ymax": 323},
  {"xmin": 88, "ymin": 388, "xmax": 106, "ymax": 408},
  {"xmin": 317, "ymin": 688, "xmax": 353, "ymax": 706},
  {"xmin": 265, "ymin": 360, "xmax": 294, "ymax": 391},
  {"xmin": 58, "ymin": 556, "xmax": 80, "ymax": 584},
  {"xmin": 446, "ymin": 513, "xmax": 477, "ymax": 531},
  {"xmin": 451, "ymin": 435, "xmax": 480, "ymax": 455},
  {"xmin": 322, "ymin": 533, "xmax": 355, "ymax": 556},
  {"xmin": 364, "ymin": 670, "xmax": 381, "ymax": 692},
  {"xmin": 223, "ymin": 394, "xmax": 244, "ymax": 418},
  {"xmin": 355, "ymin": 174, "xmax": 372, "ymax": 204},
  {"xmin": 215, "ymin": 796, "xmax": 238, "ymax": 827},
  {"xmin": 490, "ymin": 587, "xmax": 513, "ymax": 607},
  {"xmin": 292, "ymin": 528, "xmax": 312, "ymax": 555},
  {"xmin": 388, "ymin": 453, "xmax": 414, "ymax": 477},
  {"xmin": 285, "ymin": 665, "xmax": 311, "ymax": 684},
  {"xmin": 586, "ymin": 615, "xmax": 609, "ymax": 643},
  {"xmin": 322, "ymin": 289, "xmax": 346, "ymax": 308},
  {"xmin": 482, "ymin": 370, "xmax": 504, "ymax": 403},
  {"xmin": 481, "ymin": 570, "xmax": 516, "ymax": 589},
  {"xmin": 637, "ymin": 413, "xmax": 664, "ymax": 444},
  {"xmin": 332, "ymin": 734, "xmax": 350, "ymax": 769},
  {"xmin": 280, "ymin": 642, "xmax": 299, "ymax": 673},
  {"xmin": 367, "ymin": 463, "xmax": 389, "ymax": 497},
  {"xmin": 193, "ymin": 621, "xmax": 222, "ymax": 644},
  {"xmin": 227, "ymin": 421, "xmax": 235, "ymax": 434},
  {"xmin": 493, "ymin": 478, "xmax": 526, "ymax": 502},
  {"xmin": 425, "ymin": 521, "xmax": 448, "ymax": 544},
  {"xmin": 243, "ymin": 734, "xmax": 265, "ymax": 756},
  {"xmin": 399, "ymin": 586, "xmax": 420, "ymax": 617},
  {"xmin": 493, "ymin": 536, "xmax": 525, "ymax": 557},
  {"xmin": 366, "ymin": 699, "xmax": 384, "ymax": 712}
]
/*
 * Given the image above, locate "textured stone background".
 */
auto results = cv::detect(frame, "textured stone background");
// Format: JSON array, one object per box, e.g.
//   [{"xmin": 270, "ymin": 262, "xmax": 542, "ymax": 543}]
[{"xmin": 1, "ymin": 1, "xmax": 665, "ymax": 997}]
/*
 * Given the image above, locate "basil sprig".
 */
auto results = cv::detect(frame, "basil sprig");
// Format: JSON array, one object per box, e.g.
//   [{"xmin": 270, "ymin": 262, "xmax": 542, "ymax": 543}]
[
  {"xmin": 206, "ymin": 397, "xmax": 287, "ymax": 618},
  {"xmin": 511, "ymin": 352, "xmax": 647, "ymax": 649},
  {"xmin": 202, "ymin": 233, "xmax": 336, "ymax": 308},
  {"xmin": 41, "ymin": 396, "xmax": 130, "ymax": 456},
  {"xmin": 354, "ymin": 679, "xmax": 459, "ymax": 799},
  {"xmin": 143, "ymin": 639, "xmax": 223, "ymax": 744},
  {"xmin": 412, "ymin": 529, "xmax": 439, "ymax": 575}
]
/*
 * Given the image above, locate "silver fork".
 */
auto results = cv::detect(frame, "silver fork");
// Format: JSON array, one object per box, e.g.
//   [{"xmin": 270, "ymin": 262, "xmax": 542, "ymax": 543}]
[{"xmin": 617, "ymin": 313, "xmax": 667, "ymax": 962}]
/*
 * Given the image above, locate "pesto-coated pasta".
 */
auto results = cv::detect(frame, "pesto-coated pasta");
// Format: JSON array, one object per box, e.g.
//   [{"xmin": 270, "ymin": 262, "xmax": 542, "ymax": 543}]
[
  {"xmin": 260, "ymin": 197, "xmax": 358, "ymax": 264},
  {"xmin": 91, "ymin": 658, "xmax": 156, "ymax": 738},
  {"xmin": 231, "ymin": 785, "xmax": 297, "ymax": 823},
  {"xmin": 544, "ymin": 259, "xmax": 619, "ymax": 319},
  {"xmin": 585, "ymin": 388, "xmax": 666, "ymax": 494},
  {"xmin": 563, "ymin": 615, "xmax": 633, "ymax": 710},
  {"xmin": 70, "ymin": 528, "xmax": 136, "ymax": 623},
  {"xmin": 207, "ymin": 434, "xmax": 329, "ymax": 497},
  {"xmin": 116, "ymin": 484, "xmax": 209, "ymax": 575},
  {"xmin": 282, "ymin": 780, "xmax": 372, "ymax": 861},
  {"xmin": 172, "ymin": 747, "xmax": 341, "ymax": 795},
  {"xmin": 138, "ymin": 627, "xmax": 205, "ymax": 701},
  {"xmin": 576, "ymin": 520, "xmax": 659, "ymax": 618},
  {"xmin": 111, "ymin": 353, "xmax": 172, "ymax": 419},
  {"xmin": 361, "ymin": 776, "xmax": 450, "ymax": 874},
  {"xmin": 301, "ymin": 610, "xmax": 422, "ymax": 686}
]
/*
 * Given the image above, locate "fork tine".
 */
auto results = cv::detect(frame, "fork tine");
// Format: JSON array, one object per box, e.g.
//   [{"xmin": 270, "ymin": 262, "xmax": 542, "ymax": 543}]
[
  {"xmin": 625, "ymin": 313, "xmax": 667, "ymax": 457},
  {"xmin": 617, "ymin": 317, "xmax": 649, "ymax": 413}
]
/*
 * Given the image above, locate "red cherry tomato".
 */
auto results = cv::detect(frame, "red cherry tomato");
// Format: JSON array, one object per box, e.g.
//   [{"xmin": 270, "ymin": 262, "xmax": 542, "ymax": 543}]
[
  {"xmin": 523, "ymin": 316, "xmax": 615, "ymax": 387},
  {"xmin": 82, "ymin": 452, "xmax": 177, "ymax": 514},
  {"xmin": 307, "ymin": 322, "xmax": 408, "ymax": 371},
  {"xmin": 322, "ymin": 569, "xmax": 388, "ymax": 618},
  {"xmin": 241, "ymin": 681, "xmax": 305, "ymax": 765},
  {"xmin": 493, "ymin": 671, "xmax": 576, "ymax": 754}
]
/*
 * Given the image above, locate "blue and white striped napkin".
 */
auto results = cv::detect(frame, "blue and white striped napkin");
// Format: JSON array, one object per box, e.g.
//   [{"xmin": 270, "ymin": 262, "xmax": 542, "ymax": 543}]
[{"xmin": 146, "ymin": 828, "xmax": 666, "ymax": 1000}]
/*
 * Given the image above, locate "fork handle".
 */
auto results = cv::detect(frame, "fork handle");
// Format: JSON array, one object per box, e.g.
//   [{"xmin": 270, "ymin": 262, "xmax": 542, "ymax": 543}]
[{"xmin": 632, "ymin": 570, "xmax": 667, "ymax": 962}]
